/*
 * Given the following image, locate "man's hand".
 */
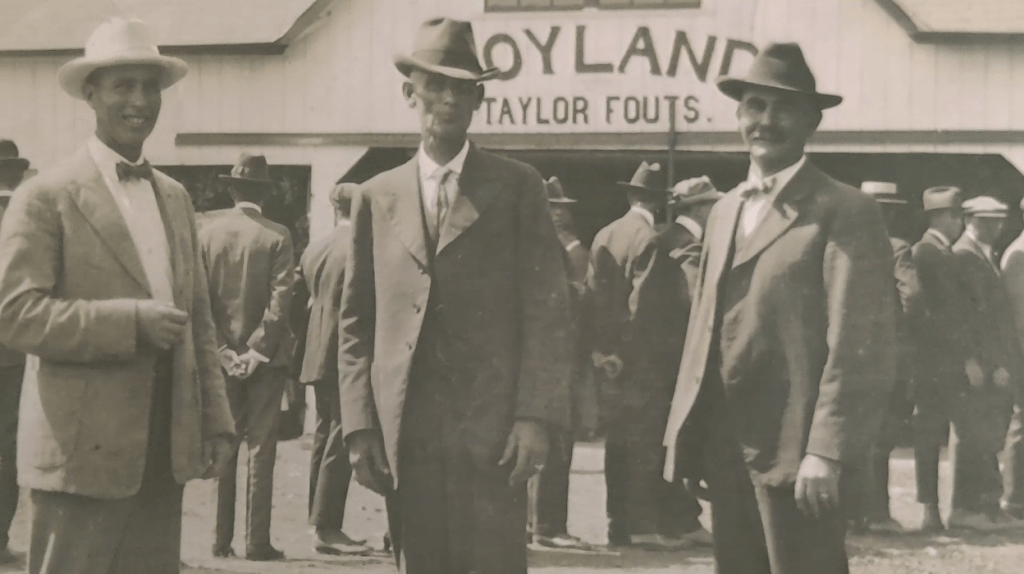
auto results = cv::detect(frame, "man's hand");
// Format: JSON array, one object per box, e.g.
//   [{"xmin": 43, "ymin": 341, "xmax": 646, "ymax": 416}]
[
  {"xmin": 499, "ymin": 420, "xmax": 549, "ymax": 486},
  {"xmin": 965, "ymin": 359, "xmax": 985, "ymax": 389},
  {"xmin": 591, "ymin": 352, "xmax": 624, "ymax": 380},
  {"xmin": 348, "ymin": 430, "xmax": 392, "ymax": 495},
  {"xmin": 995, "ymin": 367, "xmax": 1012, "ymax": 389},
  {"xmin": 218, "ymin": 348, "xmax": 242, "ymax": 376},
  {"xmin": 137, "ymin": 301, "xmax": 188, "ymax": 350},
  {"xmin": 201, "ymin": 435, "xmax": 234, "ymax": 479},
  {"xmin": 682, "ymin": 477, "xmax": 710, "ymax": 501},
  {"xmin": 795, "ymin": 453, "xmax": 842, "ymax": 519},
  {"xmin": 234, "ymin": 350, "xmax": 265, "ymax": 380}
]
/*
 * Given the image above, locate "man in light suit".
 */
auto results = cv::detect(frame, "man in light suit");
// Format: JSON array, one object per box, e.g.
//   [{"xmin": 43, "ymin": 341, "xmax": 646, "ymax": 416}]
[
  {"xmin": 1000, "ymin": 196, "xmax": 1024, "ymax": 521},
  {"xmin": 0, "ymin": 18, "xmax": 234, "ymax": 574},
  {"xmin": 201, "ymin": 153, "xmax": 295, "ymax": 561},
  {"xmin": 948, "ymin": 196, "xmax": 1024, "ymax": 530},
  {"xmin": 910, "ymin": 186, "xmax": 971, "ymax": 532},
  {"xmin": 291, "ymin": 182, "xmax": 370, "ymax": 555},
  {"xmin": 338, "ymin": 18, "xmax": 573, "ymax": 574},
  {"xmin": 663, "ymin": 44, "xmax": 897, "ymax": 574},
  {"xmin": 0, "ymin": 139, "xmax": 29, "ymax": 566}
]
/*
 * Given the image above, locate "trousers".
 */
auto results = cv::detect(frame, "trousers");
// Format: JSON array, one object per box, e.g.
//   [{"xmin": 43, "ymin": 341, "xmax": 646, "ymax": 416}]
[
  {"xmin": 948, "ymin": 386, "xmax": 1013, "ymax": 513},
  {"xmin": 0, "ymin": 364, "xmax": 23, "ymax": 550},
  {"xmin": 215, "ymin": 365, "xmax": 286, "ymax": 550},
  {"xmin": 308, "ymin": 377, "xmax": 353, "ymax": 529},
  {"xmin": 528, "ymin": 429, "xmax": 573, "ymax": 537},
  {"xmin": 1004, "ymin": 405, "xmax": 1024, "ymax": 511}
]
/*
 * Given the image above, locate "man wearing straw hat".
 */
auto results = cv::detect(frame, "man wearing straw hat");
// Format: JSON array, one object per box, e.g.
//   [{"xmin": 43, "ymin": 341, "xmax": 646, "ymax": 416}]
[
  {"xmin": 662, "ymin": 43, "xmax": 896, "ymax": 574},
  {"xmin": 0, "ymin": 18, "xmax": 234, "ymax": 574},
  {"xmin": 947, "ymin": 196, "xmax": 1024, "ymax": 530},
  {"xmin": 586, "ymin": 161, "xmax": 693, "ymax": 549},
  {"xmin": 338, "ymin": 17, "xmax": 573, "ymax": 573},
  {"xmin": 290, "ymin": 182, "xmax": 371, "ymax": 556},
  {"xmin": 201, "ymin": 153, "xmax": 296, "ymax": 560},
  {"xmin": 0, "ymin": 139, "xmax": 29, "ymax": 566},
  {"xmin": 662, "ymin": 175, "xmax": 724, "ymax": 306},
  {"xmin": 999, "ymin": 196, "xmax": 1024, "ymax": 522}
]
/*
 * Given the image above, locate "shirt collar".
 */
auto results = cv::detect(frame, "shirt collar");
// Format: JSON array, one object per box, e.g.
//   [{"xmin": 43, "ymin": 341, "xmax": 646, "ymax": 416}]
[
  {"xmin": 88, "ymin": 136, "xmax": 147, "ymax": 183},
  {"xmin": 746, "ymin": 155, "xmax": 807, "ymax": 198},
  {"xmin": 925, "ymin": 228, "xmax": 952, "ymax": 249},
  {"xmin": 965, "ymin": 227, "xmax": 993, "ymax": 254},
  {"xmin": 629, "ymin": 205, "xmax": 655, "ymax": 227},
  {"xmin": 418, "ymin": 140, "xmax": 471, "ymax": 180},
  {"xmin": 236, "ymin": 201, "xmax": 262, "ymax": 214},
  {"xmin": 675, "ymin": 215, "xmax": 703, "ymax": 240}
]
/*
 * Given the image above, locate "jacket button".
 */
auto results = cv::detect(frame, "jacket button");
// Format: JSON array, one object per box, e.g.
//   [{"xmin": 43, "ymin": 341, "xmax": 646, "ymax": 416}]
[{"xmin": 414, "ymin": 305, "xmax": 422, "ymax": 314}]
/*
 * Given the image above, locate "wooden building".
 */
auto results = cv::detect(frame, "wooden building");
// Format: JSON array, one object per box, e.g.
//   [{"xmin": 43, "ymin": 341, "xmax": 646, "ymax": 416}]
[{"xmin": 3, "ymin": 0, "xmax": 1024, "ymax": 243}]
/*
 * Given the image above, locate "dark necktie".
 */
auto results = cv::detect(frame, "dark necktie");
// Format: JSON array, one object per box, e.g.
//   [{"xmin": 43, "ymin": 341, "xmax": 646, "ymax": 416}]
[{"xmin": 116, "ymin": 160, "xmax": 153, "ymax": 182}]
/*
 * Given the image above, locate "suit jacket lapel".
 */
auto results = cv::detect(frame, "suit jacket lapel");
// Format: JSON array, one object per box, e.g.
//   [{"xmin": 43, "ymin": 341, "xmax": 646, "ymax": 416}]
[
  {"xmin": 379, "ymin": 158, "xmax": 430, "ymax": 269},
  {"xmin": 732, "ymin": 163, "xmax": 816, "ymax": 268},
  {"xmin": 705, "ymin": 192, "xmax": 743, "ymax": 284},
  {"xmin": 68, "ymin": 149, "xmax": 151, "ymax": 295},
  {"xmin": 437, "ymin": 145, "xmax": 502, "ymax": 255},
  {"xmin": 150, "ymin": 174, "xmax": 190, "ymax": 307}
]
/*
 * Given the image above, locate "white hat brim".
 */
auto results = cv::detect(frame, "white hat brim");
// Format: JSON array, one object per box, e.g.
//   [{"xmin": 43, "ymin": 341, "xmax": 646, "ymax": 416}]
[{"xmin": 58, "ymin": 52, "xmax": 189, "ymax": 100}]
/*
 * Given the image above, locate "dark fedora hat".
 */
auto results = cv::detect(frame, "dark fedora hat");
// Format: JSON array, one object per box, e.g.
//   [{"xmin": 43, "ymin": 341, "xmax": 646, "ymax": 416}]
[
  {"xmin": 717, "ymin": 43, "xmax": 842, "ymax": 110},
  {"xmin": 0, "ymin": 139, "xmax": 29, "ymax": 172},
  {"xmin": 617, "ymin": 161, "xmax": 667, "ymax": 194},
  {"xmin": 394, "ymin": 18, "xmax": 498, "ymax": 82},
  {"xmin": 218, "ymin": 153, "xmax": 276, "ymax": 189},
  {"xmin": 545, "ymin": 176, "xmax": 576, "ymax": 204}
]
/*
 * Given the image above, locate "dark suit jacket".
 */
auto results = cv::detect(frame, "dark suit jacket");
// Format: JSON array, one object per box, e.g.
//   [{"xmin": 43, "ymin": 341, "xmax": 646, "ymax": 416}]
[
  {"xmin": 658, "ymin": 222, "xmax": 703, "ymax": 319},
  {"xmin": 891, "ymin": 237, "xmax": 922, "ymax": 382},
  {"xmin": 952, "ymin": 233, "xmax": 1024, "ymax": 380},
  {"xmin": 0, "ymin": 199, "xmax": 23, "ymax": 368},
  {"xmin": 664, "ymin": 162, "xmax": 897, "ymax": 486},
  {"xmin": 338, "ymin": 144, "xmax": 573, "ymax": 485},
  {"xmin": 199, "ymin": 205, "xmax": 295, "ymax": 365},
  {"xmin": 911, "ymin": 231, "xmax": 973, "ymax": 388},
  {"xmin": 291, "ymin": 222, "xmax": 350, "ymax": 383}
]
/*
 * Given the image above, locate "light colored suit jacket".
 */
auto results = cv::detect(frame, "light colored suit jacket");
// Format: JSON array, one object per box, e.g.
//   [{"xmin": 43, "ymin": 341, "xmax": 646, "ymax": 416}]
[
  {"xmin": 338, "ymin": 144, "xmax": 573, "ymax": 486},
  {"xmin": 0, "ymin": 147, "xmax": 235, "ymax": 499},
  {"xmin": 291, "ymin": 222, "xmax": 349, "ymax": 383},
  {"xmin": 663, "ymin": 162, "xmax": 897, "ymax": 486},
  {"xmin": 199, "ymin": 205, "xmax": 295, "ymax": 366}
]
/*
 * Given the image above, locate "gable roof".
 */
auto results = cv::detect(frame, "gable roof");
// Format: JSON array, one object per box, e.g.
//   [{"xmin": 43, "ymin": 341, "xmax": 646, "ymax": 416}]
[
  {"xmin": 876, "ymin": 0, "xmax": 1024, "ymax": 41},
  {"xmin": 0, "ymin": 0, "xmax": 335, "ymax": 56}
]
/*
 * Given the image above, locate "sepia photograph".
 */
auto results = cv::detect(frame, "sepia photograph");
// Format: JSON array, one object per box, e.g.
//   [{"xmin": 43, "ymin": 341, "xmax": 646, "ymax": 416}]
[{"xmin": 1, "ymin": 0, "xmax": 1024, "ymax": 573}]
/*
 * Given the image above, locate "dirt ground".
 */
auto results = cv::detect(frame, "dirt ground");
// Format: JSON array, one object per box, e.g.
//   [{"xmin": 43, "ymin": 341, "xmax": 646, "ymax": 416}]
[{"xmin": 4, "ymin": 440, "xmax": 1024, "ymax": 574}]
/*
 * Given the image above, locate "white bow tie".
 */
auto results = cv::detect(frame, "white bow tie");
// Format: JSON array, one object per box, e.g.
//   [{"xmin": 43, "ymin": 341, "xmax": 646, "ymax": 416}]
[{"xmin": 740, "ymin": 177, "xmax": 775, "ymax": 198}]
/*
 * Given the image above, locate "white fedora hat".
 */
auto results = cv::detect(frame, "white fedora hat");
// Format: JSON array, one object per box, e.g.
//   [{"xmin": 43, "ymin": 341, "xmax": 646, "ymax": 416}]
[{"xmin": 58, "ymin": 18, "xmax": 188, "ymax": 100}]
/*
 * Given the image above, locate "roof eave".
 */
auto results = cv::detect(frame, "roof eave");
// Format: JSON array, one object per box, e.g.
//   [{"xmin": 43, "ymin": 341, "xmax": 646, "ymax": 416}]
[{"xmin": 873, "ymin": 0, "xmax": 1024, "ymax": 44}]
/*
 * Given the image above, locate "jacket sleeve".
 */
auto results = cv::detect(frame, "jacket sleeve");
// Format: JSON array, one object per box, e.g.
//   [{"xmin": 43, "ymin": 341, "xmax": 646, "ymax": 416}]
[
  {"xmin": 197, "ymin": 231, "xmax": 231, "ymax": 351},
  {"xmin": 892, "ymin": 240, "xmax": 922, "ymax": 320},
  {"xmin": 245, "ymin": 231, "xmax": 296, "ymax": 359},
  {"xmin": 338, "ymin": 188, "xmax": 380, "ymax": 439},
  {"xmin": 289, "ymin": 263, "xmax": 311, "ymax": 379},
  {"xmin": 0, "ymin": 182, "xmax": 138, "ymax": 362},
  {"xmin": 805, "ymin": 194, "xmax": 897, "ymax": 465},
  {"xmin": 514, "ymin": 166, "xmax": 573, "ymax": 429},
  {"xmin": 1004, "ymin": 250, "xmax": 1024, "ymax": 356},
  {"xmin": 185, "ymin": 199, "xmax": 235, "ymax": 440},
  {"xmin": 584, "ymin": 239, "xmax": 623, "ymax": 356},
  {"xmin": 953, "ymin": 253, "xmax": 998, "ymax": 373}
]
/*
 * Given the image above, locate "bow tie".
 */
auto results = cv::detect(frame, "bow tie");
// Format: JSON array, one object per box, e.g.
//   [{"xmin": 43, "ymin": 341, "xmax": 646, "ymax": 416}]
[
  {"xmin": 740, "ymin": 177, "xmax": 775, "ymax": 198},
  {"xmin": 116, "ymin": 161, "xmax": 153, "ymax": 182}
]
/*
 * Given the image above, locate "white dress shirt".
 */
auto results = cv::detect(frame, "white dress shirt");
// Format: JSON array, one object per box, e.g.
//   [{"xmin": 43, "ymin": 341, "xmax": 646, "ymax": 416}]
[
  {"xmin": 629, "ymin": 205, "xmax": 655, "ymax": 228},
  {"xmin": 675, "ymin": 215, "xmax": 703, "ymax": 240},
  {"xmin": 235, "ymin": 201, "xmax": 262, "ymax": 213},
  {"xmin": 739, "ymin": 155, "xmax": 807, "ymax": 238},
  {"xmin": 418, "ymin": 140, "xmax": 470, "ymax": 237},
  {"xmin": 87, "ymin": 137, "xmax": 174, "ymax": 304}
]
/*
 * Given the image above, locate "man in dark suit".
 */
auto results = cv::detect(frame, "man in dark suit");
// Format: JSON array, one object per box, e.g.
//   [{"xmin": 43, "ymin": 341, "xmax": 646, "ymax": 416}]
[
  {"xmin": 1000, "ymin": 197, "xmax": 1024, "ymax": 521},
  {"xmin": 663, "ymin": 44, "xmax": 897, "ymax": 574},
  {"xmin": 526, "ymin": 177, "xmax": 596, "ymax": 551},
  {"xmin": 337, "ymin": 18, "xmax": 573, "ymax": 574},
  {"xmin": 290, "ymin": 182, "xmax": 370, "ymax": 556},
  {"xmin": 910, "ymin": 186, "xmax": 971, "ymax": 532},
  {"xmin": 847, "ymin": 181, "xmax": 921, "ymax": 534},
  {"xmin": 201, "ymin": 153, "xmax": 296, "ymax": 561},
  {"xmin": 0, "ymin": 139, "xmax": 29, "ymax": 566},
  {"xmin": 587, "ymin": 162, "xmax": 693, "ymax": 549},
  {"xmin": 948, "ymin": 196, "xmax": 1024, "ymax": 530}
]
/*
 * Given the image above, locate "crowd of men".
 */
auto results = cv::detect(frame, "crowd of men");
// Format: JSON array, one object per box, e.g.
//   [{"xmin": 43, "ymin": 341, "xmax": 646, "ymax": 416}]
[{"xmin": 0, "ymin": 12, "xmax": 1023, "ymax": 574}]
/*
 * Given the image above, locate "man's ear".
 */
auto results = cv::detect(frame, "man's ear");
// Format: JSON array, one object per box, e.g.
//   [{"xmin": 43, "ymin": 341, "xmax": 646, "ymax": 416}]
[
  {"xmin": 473, "ymin": 83, "xmax": 485, "ymax": 111},
  {"xmin": 402, "ymin": 81, "xmax": 416, "ymax": 108}
]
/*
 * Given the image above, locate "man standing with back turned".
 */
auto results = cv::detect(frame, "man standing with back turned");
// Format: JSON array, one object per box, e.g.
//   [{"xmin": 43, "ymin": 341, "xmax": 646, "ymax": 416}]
[
  {"xmin": 0, "ymin": 18, "xmax": 234, "ymax": 574},
  {"xmin": 338, "ymin": 17, "xmax": 573, "ymax": 574},
  {"xmin": 663, "ymin": 43, "xmax": 897, "ymax": 574}
]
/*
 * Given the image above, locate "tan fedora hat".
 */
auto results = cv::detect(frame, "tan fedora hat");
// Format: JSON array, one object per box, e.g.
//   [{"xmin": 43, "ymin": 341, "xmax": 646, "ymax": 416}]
[
  {"xmin": 671, "ymin": 176, "xmax": 724, "ymax": 208},
  {"xmin": 58, "ymin": 18, "xmax": 188, "ymax": 100},
  {"xmin": 545, "ymin": 176, "xmax": 576, "ymax": 204},
  {"xmin": 861, "ymin": 181, "xmax": 908, "ymax": 205},
  {"xmin": 616, "ymin": 161, "xmax": 667, "ymax": 194},
  {"xmin": 394, "ymin": 18, "xmax": 498, "ymax": 82},
  {"xmin": 717, "ymin": 43, "xmax": 842, "ymax": 110}
]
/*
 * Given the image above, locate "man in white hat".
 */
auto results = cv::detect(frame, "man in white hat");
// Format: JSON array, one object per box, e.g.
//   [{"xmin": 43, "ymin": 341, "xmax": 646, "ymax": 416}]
[
  {"xmin": 948, "ymin": 195, "xmax": 1024, "ymax": 530},
  {"xmin": 338, "ymin": 17, "xmax": 573, "ymax": 573},
  {"xmin": 997, "ymin": 196, "xmax": 1024, "ymax": 522},
  {"xmin": 0, "ymin": 18, "xmax": 234, "ymax": 574}
]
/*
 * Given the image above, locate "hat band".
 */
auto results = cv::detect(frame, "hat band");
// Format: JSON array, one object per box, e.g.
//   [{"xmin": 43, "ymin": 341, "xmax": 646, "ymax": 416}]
[{"xmin": 411, "ymin": 49, "xmax": 484, "ymax": 74}]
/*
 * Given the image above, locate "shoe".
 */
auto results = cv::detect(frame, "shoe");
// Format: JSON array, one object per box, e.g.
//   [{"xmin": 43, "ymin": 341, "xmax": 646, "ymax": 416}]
[
  {"xmin": 0, "ymin": 546, "xmax": 22, "ymax": 565},
  {"xmin": 947, "ymin": 510, "xmax": 1005, "ymax": 532},
  {"xmin": 607, "ymin": 530, "xmax": 630, "ymax": 548},
  {"xmin": 383, "ymin": 532, "xmax": 392, "ymax": 552},
  {"xmin": 866, "ymin": 517, "xmax": 905, "ymax": 535},
  {"xmin": 629, "ymin": 534, "xmax": 693, "ymax": 551},
  {"xmin": 533, "ymin": 533, "xmax": 594, "ymax": 551},
  {"xmin": 919, "ymin": 505, "xmax": 945, "ymax": 533},
  {"xmin": 673, "ymin": 527, "xmax": 713, "ymax": 547},
  {"xmin": 1001, "ymin": 502, "xmax": 1024, "ymax": 521},
  {"xmin": 988, "ymin": 509, "xmax": 1024, "ymax": 529},
  {"xmin": 211, "ymin": 544, "xmax": 236, "ymax": 558},
  {"xmin": 313, "ymin": 529, "xmax": 372, "ymax": 556},
  {"xmin": 246, "ymin": 545, "xmax": 285, "ymax": 561}
]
